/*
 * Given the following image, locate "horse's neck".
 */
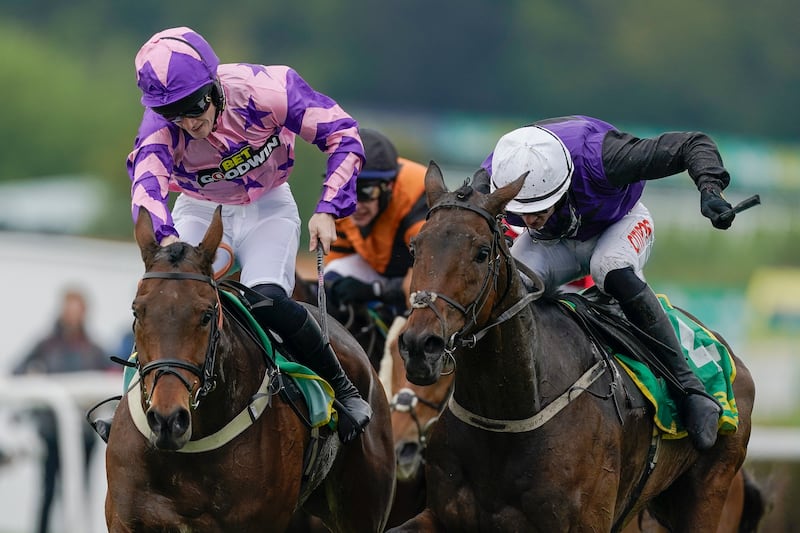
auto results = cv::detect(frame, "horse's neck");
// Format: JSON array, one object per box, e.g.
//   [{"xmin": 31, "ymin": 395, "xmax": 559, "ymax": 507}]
[
  {"xmin": 192, "ymin": 324, "xmax": 265, "ymax": 437},
  {"xmin": 452, "ymin": 299, "xmax": 542, "ymax": 421}
]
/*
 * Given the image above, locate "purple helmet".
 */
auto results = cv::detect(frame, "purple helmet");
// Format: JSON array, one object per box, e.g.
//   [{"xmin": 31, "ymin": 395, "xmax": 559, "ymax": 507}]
[{"xmin": 134, "ymin": 27, "xmax": 219, "ymax": 108}]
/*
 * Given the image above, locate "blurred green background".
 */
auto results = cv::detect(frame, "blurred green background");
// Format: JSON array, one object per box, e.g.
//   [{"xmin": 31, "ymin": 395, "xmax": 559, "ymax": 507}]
[{"xmin": 0, "ymin": 1, "xmax": 798, "ymax": 529}]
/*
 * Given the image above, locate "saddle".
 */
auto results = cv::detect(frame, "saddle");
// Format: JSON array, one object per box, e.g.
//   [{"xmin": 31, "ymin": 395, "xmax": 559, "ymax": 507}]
[
  {"xmin": 217, "ymin": 282, "xmax": 336, "ymax": 430},
  {"xmin": 557, "ymin": 286, "xmax": 739, "ymax": 437},
  {"xmin": 558, "ymin": 287, "xmax": 679, "ymax": 387}
]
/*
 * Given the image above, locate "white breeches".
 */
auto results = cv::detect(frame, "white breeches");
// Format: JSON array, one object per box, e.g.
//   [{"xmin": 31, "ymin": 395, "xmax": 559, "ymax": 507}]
[
  {"xmin": 510, "ymin": 202, "xmax": 654, "ymax": 294},
  {"xmin": 172, "ymin": 183, "xmax": 300, "ymax": 294}
]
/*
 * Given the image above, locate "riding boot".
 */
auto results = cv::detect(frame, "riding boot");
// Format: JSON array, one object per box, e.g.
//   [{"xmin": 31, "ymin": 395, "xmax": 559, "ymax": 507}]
[
  {"xmin": 281, "ymin": 310, "xmax": 373, "ymax": 443},
  {"xmin": 619, "ymin": 286, "xmax": 722, "ymax": 451}
]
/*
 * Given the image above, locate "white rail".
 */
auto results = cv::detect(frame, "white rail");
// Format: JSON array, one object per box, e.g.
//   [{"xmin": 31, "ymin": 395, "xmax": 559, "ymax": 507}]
[{"xmin": 0, "ymin": 371, "xmax": 121, "ymax": 533}]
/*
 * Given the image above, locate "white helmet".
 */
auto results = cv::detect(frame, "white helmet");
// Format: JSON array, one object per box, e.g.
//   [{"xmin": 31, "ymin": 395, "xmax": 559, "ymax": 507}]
[{"xmin": 490, "ymin": 126, "xmax": 574, "ymax": 214}]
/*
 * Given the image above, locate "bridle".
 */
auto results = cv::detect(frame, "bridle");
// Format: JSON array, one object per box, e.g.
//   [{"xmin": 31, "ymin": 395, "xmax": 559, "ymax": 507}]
[
  {"xmin": 136, "ymin": 271, "xmax": 222, "ymax": 409},
  {"xmin": 390, "ymin": 382, "xmax": 455, "ymax": 448},
  {"xmin": 408, "ymin": 193, "xmax": 538, "ymax": 357}
]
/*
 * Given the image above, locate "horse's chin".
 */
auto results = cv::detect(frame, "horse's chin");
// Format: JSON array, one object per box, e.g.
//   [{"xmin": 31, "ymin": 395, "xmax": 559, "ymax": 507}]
[
  {"xmin": 405, "ymin": 368, "xmax": 439, "ymax": 386},
  {"xmin": 151, "ymin": 428, "xmax": 192, "ymax": 451}
]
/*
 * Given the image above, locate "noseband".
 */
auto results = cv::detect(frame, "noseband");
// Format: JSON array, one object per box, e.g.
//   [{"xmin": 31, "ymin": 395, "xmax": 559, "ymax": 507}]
[
  {"xmin": 390, "ymin": 383, "xmax": 455, "ymax": 448},
  {"xmin": 137, "ymin": 271, "xmax": 222, "ymax": 409},
  {"xmin": 409, "ymin": 196, "xmax": 533, "ymax": 355}
]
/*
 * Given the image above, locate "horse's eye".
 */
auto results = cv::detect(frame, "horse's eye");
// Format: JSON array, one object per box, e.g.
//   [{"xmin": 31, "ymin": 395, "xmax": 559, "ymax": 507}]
[
  {"xmin": 201, "ymin": 309, "xmax": 214, "ymax": 326},
  {"xmin": 408, "ymin": 241, "xmax": 416, "ymax": 259},
  {"xmin": 475, "ymin": 246, "xmax": 490, "ymax": 263}
]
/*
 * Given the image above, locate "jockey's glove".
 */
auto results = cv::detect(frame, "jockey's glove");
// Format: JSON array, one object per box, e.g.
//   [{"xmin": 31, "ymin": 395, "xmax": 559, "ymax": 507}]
[
  {"xmin": 699, "ymin": 184, "xmax": 734, "ymax": 230},
  {"xmin": 330, "ymin": 276, "xmax": 381, "ymax": 307}
]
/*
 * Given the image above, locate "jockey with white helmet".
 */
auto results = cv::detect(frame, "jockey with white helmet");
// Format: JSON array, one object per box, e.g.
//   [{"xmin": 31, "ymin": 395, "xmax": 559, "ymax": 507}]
[
  {"xmin": 483, "ymin": 115, "xmax": 735, "ymax": 451},
  {"xmin": 92, "ymin": 27, "xmax": 372, "ymax": 444}
]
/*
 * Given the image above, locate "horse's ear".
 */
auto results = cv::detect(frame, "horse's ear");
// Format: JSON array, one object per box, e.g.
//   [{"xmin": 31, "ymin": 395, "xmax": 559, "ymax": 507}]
[
  {"xmin": 134, "ymin": 206, "xmax": 161, "ymax": 266},
  {"xmin": 486, "ymin": 172, "xmax": 528, "ymax": 214},
  {"xmin": 197, "ymin": 205, "xmax": 223, "ymax": 266},
  {"xmin": 471, "ymin": 167, "xmax": 491, "ymax": 194},
  {"xmin": 425, "ymin": 160, "xmax": 449, "ymax": 208}
]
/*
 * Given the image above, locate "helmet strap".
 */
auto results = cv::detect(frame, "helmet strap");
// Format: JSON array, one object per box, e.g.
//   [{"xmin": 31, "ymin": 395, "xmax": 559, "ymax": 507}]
[{"xmin": 210, "ymin": 79, "xmax": 225, "ymax": 132}]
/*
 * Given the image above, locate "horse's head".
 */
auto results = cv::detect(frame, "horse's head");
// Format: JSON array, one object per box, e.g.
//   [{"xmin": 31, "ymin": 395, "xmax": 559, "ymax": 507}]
[
  {"xmin": 398, "ymin": 162, "xmax": 525, "ymax": 385},
  {"xmin": 131, "ymin": 206, "xmax": 223, "ymax": 450}
]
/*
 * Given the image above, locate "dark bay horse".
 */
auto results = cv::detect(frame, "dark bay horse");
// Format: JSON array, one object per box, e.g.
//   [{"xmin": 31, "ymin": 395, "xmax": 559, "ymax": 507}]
[
  {"xmin": 391, "ymin": 162, "xmax": 755, "ymax": 532},
  {"xmin": 104, "ymin": 207, "xmax": 396, "ymax": 532},
  {"xmin": 385, "ymin": 318, "xmax": 763, "ymax": 532}
]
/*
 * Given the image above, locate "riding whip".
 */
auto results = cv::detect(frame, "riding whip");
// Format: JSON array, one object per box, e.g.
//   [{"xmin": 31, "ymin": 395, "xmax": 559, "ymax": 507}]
[
  {"xmin": 720, "ymin": 194, "xmax": 761, "ymax": 224},
  {"xmin": 316, "ymin": 239, "xmax": 329, "ymax": 344}
]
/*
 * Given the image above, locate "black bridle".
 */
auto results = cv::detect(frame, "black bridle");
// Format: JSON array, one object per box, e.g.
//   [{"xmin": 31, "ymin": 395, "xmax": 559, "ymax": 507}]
[
  {"xmin": 408, "ymin": 196, "xmax": 530, "ymax": 355},
  {"xmin": 136, "ymin": 271, "xmax": 222, "ymax": 409},
  {"xmin": 390, "ymin": 381, "xmax": 455, "ymax": 448}
]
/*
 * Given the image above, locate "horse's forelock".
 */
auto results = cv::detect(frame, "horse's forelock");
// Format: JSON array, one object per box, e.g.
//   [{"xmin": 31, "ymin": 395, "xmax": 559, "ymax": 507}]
[{"xmin": 152, "ymin": 242, "xmax": 211, "ymax": 273}]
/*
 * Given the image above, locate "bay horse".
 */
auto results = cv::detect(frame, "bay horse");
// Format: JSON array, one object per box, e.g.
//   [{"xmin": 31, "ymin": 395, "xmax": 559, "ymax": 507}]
[
  {"xmin": 385, "ymin": 317, "xmax": 764, "ymax": 532},
  {"xmin": 391, "ymin": 161, "xmax": 755, "ymax": 532},
  {"xmin": 372, "ymin": 316, "xmax": 455, "ymax": 528},
  {"xmin": 104, "ymin": 206, "xmax": 396, "ymax": 532}
]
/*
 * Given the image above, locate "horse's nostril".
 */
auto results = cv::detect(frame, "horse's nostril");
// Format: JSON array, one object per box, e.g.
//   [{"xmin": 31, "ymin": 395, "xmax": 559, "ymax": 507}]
[
  {"xmin": 172, "ymin": 409, "xmax": 191, "ymax": 435},
  {"xmin": 423, "ymin": 335, "xmax": 445, "ymax": 355},
  {"xmin": 146, "ymin": 410, "xmax": 163, "ymax": 434}
]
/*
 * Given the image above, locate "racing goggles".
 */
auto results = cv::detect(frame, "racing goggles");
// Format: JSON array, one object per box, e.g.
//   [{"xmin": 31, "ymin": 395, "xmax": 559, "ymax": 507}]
[
  {"xmin": 160, "ymin": 94, "xmax": 212, "ymax": 123},
  {"xmin": 152, "ymin": 85, "xmax": 214, "ymax": 123},
  {"xmin": 356, "ymin": 182, "xmax": 385, "ymax": 202}
]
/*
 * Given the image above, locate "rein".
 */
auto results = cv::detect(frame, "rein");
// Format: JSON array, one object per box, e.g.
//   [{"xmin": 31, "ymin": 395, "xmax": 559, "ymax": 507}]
[
  {"xmin": 137, "ymin": 271, "xmax": 222, "ymax": 409},
  {"xmin": 409, "ymin": 193, "xmax": 609, "ymax": 433},
  {"xmin": 129, "ymin": 272, "xmax": 286, "ymax": 452},
  {"xmin": 409, "ymin": 197, "xmax": 522, "ymax": 355}
]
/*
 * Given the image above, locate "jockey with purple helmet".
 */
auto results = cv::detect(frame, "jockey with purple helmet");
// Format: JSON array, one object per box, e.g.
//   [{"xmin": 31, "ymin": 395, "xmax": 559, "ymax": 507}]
[{"xmin": 92, "ymin": 27, "xmax": 371, "ymax": 444}]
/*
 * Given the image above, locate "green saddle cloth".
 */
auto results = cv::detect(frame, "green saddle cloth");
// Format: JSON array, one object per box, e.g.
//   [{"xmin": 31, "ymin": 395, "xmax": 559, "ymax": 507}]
[
  {"xmin": 615, "ymin": 294, "xmax": 739, "ymax": 439},
  {"xmin": 122, "ymin": 291, "xmax": 336, "ymax": 429}
]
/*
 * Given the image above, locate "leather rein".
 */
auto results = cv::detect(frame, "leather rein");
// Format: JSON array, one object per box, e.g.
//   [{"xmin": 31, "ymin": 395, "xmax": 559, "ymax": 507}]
[
  {"xmin": 408, "ymin": 197, "xmax": 539, "ymax": 356},
  {"xmin": 408, "ymin": 195, "xmax": 607, "ymax": 434},
  {"xmin": 136, "ymin": 271, "xmax": 222, "ymax": 409}
]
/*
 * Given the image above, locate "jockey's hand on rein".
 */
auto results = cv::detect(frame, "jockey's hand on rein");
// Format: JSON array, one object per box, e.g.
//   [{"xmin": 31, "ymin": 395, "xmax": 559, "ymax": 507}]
[
  {"xmin": 700, "ymin": 185, "xmax": 734, "ymax": 230},
  {"xmin": 330, "ymin": 277, "xmax": 381, "ymax": 307}
]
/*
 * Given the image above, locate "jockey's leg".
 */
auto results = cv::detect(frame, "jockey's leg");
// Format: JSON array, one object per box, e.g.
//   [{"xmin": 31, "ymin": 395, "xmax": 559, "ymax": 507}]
[
  {"xmin": 605, "ymin": 267, "xmax": 721, "ymax": 451},
  {"xmin": 251, "ymin": 283, "xmax": 372, "ymax": 443}
]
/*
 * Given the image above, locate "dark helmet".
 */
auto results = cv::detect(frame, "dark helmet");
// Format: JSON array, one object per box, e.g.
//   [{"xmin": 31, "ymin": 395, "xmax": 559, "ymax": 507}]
[
  {"xmin": 359, "ymin": 129, "xmax": 399, "ymax": 181},
  {"xmin": 356, "ymin": 129, "xmax": 400, "ymax": 211}
]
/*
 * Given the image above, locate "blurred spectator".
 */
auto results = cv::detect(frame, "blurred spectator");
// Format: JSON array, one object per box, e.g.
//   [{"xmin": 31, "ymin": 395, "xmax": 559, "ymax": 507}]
[{"xmin": 12, "ymin": 287, "xmax": 114, "ymax": 533}]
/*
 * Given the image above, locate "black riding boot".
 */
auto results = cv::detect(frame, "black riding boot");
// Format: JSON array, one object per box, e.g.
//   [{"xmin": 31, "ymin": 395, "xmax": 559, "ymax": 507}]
[
  {"xmin": 277, "ymin": 309, "xmax": 372, "ymax": 443},
  {"xmin": 619, "ymin": 285, "xmax": 722, "ymax": 451}
]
